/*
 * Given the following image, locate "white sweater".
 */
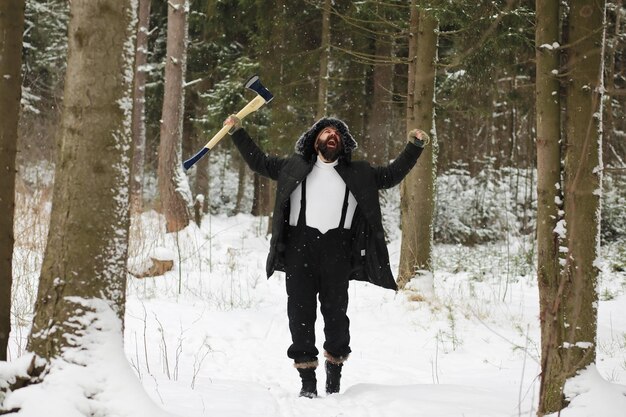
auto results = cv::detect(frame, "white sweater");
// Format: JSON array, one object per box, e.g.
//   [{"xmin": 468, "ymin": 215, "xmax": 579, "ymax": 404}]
[{"xmin": 289, "ymin": 156, "xmax": 357, "ymax": 234}]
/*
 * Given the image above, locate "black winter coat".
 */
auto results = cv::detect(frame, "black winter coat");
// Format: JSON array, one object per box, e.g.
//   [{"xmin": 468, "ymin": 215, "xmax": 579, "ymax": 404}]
[{"xmin": 231, "ymin": 124, "xmax": 423, "ymax": 291}]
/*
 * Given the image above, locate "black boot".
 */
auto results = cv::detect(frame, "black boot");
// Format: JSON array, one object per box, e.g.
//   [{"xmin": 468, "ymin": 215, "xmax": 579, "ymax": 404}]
[
  {"xmin": 325, "ymin": 360, "xmax": 343, "ymax": 394},
  {"xmin": 297, "ymin": 367, "xmax": 317, "ymax": 398}
]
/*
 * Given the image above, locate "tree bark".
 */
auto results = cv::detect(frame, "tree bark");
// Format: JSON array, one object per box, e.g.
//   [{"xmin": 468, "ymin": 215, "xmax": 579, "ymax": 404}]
[
  {"xmin": 538, "ymin": 0, "xmax": 606, "ymax": 414},
  {"xmin": 234, "ymin": 153, "xmax": 246, "ymax": 214},
  {"xmin": 561, "ymin": 0, "xmax": 605, "ymax": 389},
  {"xmin": 252, "ymin": 173, "xmax": 272, "ymax": 217},
  {"xmin": 255, "ymin": 0, "xmax": 286, "ymax": 218},
  {"xmin": 316, "ymin": 0, "xmax": 332, "ymax": 119},
  {"xmin": 535, "ymin": 0, "xmax": 565, "ymax": 413},
  {"xmin": 398, "ymin": 3, "xmax": 438, "ymax": 288},
  {"xmin": 129, "ymin": 0, "xmax": 152, "ymax": 215},
  {"xmin": 0, "ymin": 0, "xmax": 25, "ymax": 362},
  {"xmin": 366, "ymin": 35, "xmax": 394, "ymax": 165},
  {"xmin": 193, "ymin": 133, "xmax": 210, "ymax": 216},
  {"xmin": 27, "ymin": 0, "xmax": 136, "ymax": 360},
  {"xmin": 185, "ymin": 91, "xmax": 210, "ymax": 216},
  {"xmin": 602, "ymin": 0, "xmax": 623, "ymax": 166},
  {"xmin": 158, "ymin": 0, "xmax": 191, "ymax": 233}
]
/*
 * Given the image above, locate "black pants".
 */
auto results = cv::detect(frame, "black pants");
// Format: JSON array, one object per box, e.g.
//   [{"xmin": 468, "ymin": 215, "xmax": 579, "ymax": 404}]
[{"xmin": 284, "ymin": 225, "xmax": 352, "ymax": 364}]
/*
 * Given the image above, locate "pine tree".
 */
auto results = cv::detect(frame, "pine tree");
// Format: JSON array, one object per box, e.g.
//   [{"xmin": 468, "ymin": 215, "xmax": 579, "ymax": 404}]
[
  {"xmin": 536, "ymin": 0, "xmax": 606, "ymax": 414},
  {"xmin": 130, "ymin": 0, "xmax": 152, "ymax": 214},
  {"xmin": 158, "ymin": 0, "xmax": 192, "ymax": 232},
  {"xmin": 0, "ymin": 0, "xmax": 26, "ymax": 362},
  {"xmin": 21, "ymin": 0, "xmax": 69, "ymax": 113},
  {"xmin": 398, "ymin": 1, "xmax": 438, "ymax": 289},
  {"xmin": 535, "ymin": 0, "xmax": 565, "ymax": 411},
  {"xmin": 27, "ymin": 0, "xmax": 136, "ymax": 362}
]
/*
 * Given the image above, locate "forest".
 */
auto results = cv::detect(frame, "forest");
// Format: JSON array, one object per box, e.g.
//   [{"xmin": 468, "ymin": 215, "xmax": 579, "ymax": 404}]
[
  {"xmin": 0, "ymin": 1, "xmax": 625, "ymax": 416},
  {"xmin": 10, "ymin": 0, "xmax": 626, "ymax": 236}
]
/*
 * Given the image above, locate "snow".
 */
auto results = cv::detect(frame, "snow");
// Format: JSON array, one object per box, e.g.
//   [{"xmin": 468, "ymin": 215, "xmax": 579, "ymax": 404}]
[
  {"xmin": 554, "ymin": 219, "xmax": 567, "ymax": 239},
  {"xmin": 548, "ymin": 365, "xmax": 626, "ymax": 417},
  {"xmin": 152, "ymin": 247, "xmax": 175, "ymax": 261},
  {"xmin": 404, "ymin": 271, "xmax": 435, "ymax": 298},
  {"xmin": 2, "ymin": 299, "xmax": 170, "ymax": 417},
  {"xmin": 0, "ymin": 355, "xmax": 40, "ymax": 395},
  {"xmin": 563, "ymin": 342, "xmax": 594, "ymax": 349},
  {"xmin": 539, "ymin": 42, "xmax": 560, "ymax": 50},
  {"xmin": 3, "ymin": 212, "xmax": 625, "ymax": 416}
]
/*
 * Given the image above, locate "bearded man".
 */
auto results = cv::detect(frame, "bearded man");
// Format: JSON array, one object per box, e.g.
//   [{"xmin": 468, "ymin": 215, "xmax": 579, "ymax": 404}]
[{"xmin": 224, "ymin": 115, "xmax": 429, "ymax": 397}]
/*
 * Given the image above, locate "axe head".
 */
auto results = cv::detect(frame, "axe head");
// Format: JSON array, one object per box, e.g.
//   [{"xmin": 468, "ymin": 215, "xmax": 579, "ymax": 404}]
[{"xmin": 245, "ymin": 75, "xmax": 274, "ymax": 103}]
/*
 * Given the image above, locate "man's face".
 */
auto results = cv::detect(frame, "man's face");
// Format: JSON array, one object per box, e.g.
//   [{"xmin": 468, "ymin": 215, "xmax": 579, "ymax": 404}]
[{"xmin": 315, "ymin": 127, "xmax": 342, "ymax": 162}]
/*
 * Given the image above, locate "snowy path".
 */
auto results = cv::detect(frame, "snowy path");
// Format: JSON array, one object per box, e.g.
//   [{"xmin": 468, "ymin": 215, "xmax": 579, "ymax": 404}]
[
  {"xmin": 119, "ymin": 213, "xmax": 625, "ymax": 417},
  {"xmin": 127, "ymin": 297, "xmax": 535, "ymax": 417}
]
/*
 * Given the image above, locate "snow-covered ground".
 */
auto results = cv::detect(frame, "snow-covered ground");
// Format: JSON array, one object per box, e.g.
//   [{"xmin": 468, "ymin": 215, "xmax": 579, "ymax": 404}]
[{"xmin": 4, "ymin": 211, "xmax": 626, "ymax": 416}]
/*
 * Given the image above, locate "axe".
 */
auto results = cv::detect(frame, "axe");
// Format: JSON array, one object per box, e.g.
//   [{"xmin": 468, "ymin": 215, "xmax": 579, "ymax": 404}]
[{"xmin": 183, "ymin": 75, "xmax": 274, "ymax": 170}]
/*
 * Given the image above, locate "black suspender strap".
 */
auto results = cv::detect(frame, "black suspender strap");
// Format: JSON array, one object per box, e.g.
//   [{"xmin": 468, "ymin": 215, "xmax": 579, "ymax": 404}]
[
  {"xmin": 297, "ymin": 178, "xmax": 307, "ymax": 226},
  {"xmin": 338, "ymin": 185, "xmax": 350, "ymax": 229}
]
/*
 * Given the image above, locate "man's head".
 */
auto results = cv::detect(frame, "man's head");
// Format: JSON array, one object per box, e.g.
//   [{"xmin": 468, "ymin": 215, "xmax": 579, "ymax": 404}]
[
  {"xmin": 295, "ymin": 117, "xmax": 358, "ymax": 163},
  {"xmin": 315, "ymin": 127, "xmax": 343, "ymax": 162}
]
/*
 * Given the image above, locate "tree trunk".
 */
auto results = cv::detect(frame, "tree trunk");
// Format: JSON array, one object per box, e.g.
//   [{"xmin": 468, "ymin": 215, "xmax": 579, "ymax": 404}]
[
  {"xmin": 234, "ymin": 153, "xmax": 247, "ymax": 214},
  {"xmin": 158, "ymin": 0, "xmax": 191, "ymax": 233},
  {"xmin": 186, "ymin": 91, "xmax": 209, "ymax": 215},
  {"xmin": 252, "ymin": 173, "xmax": 272, "ymax": 217},
  {"xmin": 316, "ymin": 0, "xmax": 331, "ymax": 119},
  {"xmin": 27, "ymin": 0, "xmax": 136, "ymax": 360},
  {"xmin": 0, "ymin": 0, "xmax": 25, "ymax": 361},
  {"xmin": 193, "ymin": 137, "xmax": 210, "ymax": 214},
  {"xmin": 535, "ymin": 0, "xmax": 565, "ymax": 413},
  {"xmin": 602, "ymin": 0, "xmax": 622, "ymax": 166},
  {"xmin": 538, "ymin": 0, "xmax": 606, "ymax": 414},
  {"xmin": 129, "ymin": 0, "xmax": 152, "ymax": 215},
  {"xmin": 398, "ymin": 3, "xmax": 438, "ymax": 289},
  {"xmin": 561, "ymin": 0, "xmax": 605, "ymax": 390},
  {"xmin": 366, "ymin": 35, "xmax": 393, "ymax": 165},
  {"xmin": 255, "ymin": 0, "xmax": 285, "ymax": 217}
]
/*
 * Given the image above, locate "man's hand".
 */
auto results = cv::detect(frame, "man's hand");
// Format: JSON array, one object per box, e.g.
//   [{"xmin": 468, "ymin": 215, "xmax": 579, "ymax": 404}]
[
  {"xmin": 224, "ymin": 115, "xmax": 242, "ymax": 134},
  {"xmin": 408, "ymin": 129, "xmax": 430, "ymax": 147}
]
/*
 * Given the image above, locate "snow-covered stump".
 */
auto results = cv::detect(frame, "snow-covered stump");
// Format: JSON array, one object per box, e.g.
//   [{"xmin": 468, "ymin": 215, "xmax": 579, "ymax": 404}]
[
  {"xmin": 130, "ymin": 247, "xmax": 176, "ymax": 278},
  {"xmin": 404, "ymin": 270, "xmax": 435, "ymax": 302}
]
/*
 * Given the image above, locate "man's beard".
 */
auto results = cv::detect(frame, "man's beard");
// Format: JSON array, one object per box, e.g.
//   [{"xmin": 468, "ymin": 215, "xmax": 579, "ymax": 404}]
[
  {"xmin": 317, "ymin": 137, "xmax": 342, "ymax": 162},
  {"xmin": 318, "ymin": 142, "xmax": 341, "ymax": 161}
]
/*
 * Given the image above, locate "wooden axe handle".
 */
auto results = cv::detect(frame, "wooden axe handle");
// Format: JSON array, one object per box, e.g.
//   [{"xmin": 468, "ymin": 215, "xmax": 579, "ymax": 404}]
[
  {"xmin": 183, "ymin": 95, "xmax": 268, "ymax": 170},
  {"xmin": 206, "ymin": 95, "xmax": 267, "ymax": 150}
]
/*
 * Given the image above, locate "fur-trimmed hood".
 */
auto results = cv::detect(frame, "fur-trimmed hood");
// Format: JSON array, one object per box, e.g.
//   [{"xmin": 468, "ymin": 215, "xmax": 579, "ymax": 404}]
[{"xmin": 294, "ymin": 117, "xmax": 358, "ymax": 162}]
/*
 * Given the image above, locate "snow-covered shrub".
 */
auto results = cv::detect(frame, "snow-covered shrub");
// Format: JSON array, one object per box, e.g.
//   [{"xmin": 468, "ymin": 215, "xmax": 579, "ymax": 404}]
[{"xmin": 434, "ymin": 164, "xmax": 535, "ymax": 244}]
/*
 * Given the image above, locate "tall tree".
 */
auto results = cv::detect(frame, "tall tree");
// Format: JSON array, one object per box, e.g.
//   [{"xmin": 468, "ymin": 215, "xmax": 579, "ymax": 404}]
[
  {"xmin": 603, "ymin": 0, "xmax": 625, "ymax": 166},
  {"xmin": 537, "ymin": 0, "xmax": 606, "ymax": 414},
  {"xmin": 366, "ymin": 34, "xmax": 394, "ymax": 165},
  {"xmin": 21, "ymin": 0, "xmax": 69, "ymax": 113},
  {"xmin": 0, "ymin": 0, "xmax": 26, "ymax": 362},
  {"xmin": 398, "ymin": 2, "xmax": 438, "ymax": 289},
  {"xmin": 535, "ymin": 0, "xmax": 565, "ymax": 412},
  {"xmin": 130, "ymin": 0, "xmax": 152, "ymax": 214},
  {"xmin": 158, "ymin": 0, "xmax": 191, "ymax": 232},
  {"xmin": 435, "ymin": 0, "xmax": 535, "ymax": 173},
  {"xmin": 254, "ymin": 0, "xmax": 287, "ymax": 218},
  {"xmin": 27, "ymin": 0, "xmax": 136, "ymax": 359},
  {"xmin": 317, "ymin": 0, "xmax": 332, "ymax": 118},
  {"xmin": 560, "ymin": 0, "xmax": 605, "ymax": 402}
]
